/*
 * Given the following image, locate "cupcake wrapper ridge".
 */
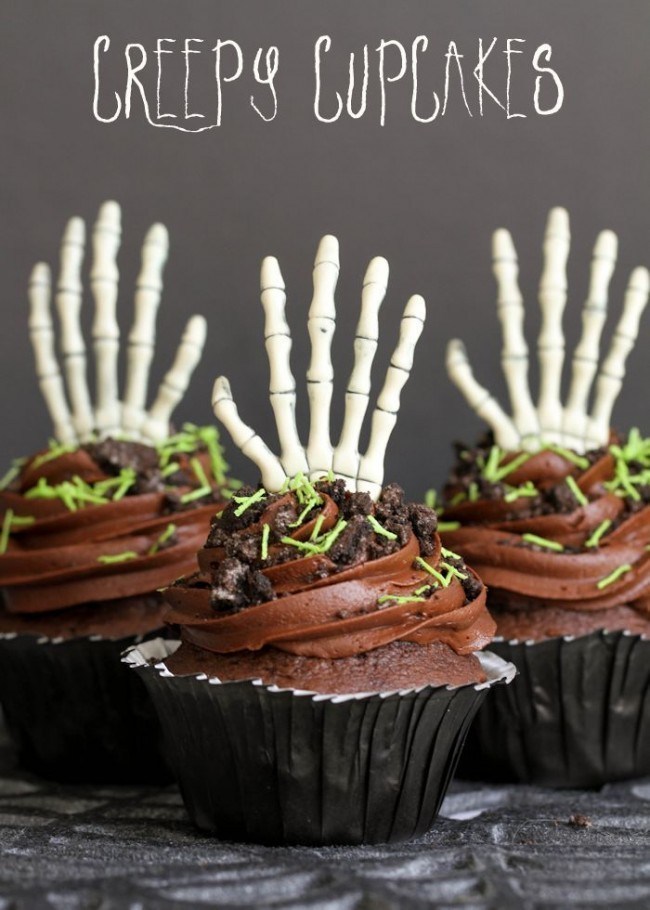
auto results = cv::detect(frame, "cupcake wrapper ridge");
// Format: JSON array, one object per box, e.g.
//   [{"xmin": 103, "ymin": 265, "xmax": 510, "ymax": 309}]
[
  {"xmin": 0, "ymin": 631, "xmax": 173, "ymax": 784},
  {"xmin": 124, "ymin": 638, "xmax": 515, "ymax": 846},
  {"xmin": 458, "ymin": 629, "xmax": 650, "ymax": 788}
]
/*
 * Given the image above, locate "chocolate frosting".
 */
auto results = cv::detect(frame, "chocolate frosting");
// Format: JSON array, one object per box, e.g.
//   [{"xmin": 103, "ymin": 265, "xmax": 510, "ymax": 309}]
[
  {"xmin": 164, "ymin": 482, "xmax": 496, "ymax": 661},
  {"xmin": 441, "ymin": 446, "xmax": 650, "ymax": 616},
  {"xmin": 0, "ymin": 437, "xmax": 228, "ymax": 615}
]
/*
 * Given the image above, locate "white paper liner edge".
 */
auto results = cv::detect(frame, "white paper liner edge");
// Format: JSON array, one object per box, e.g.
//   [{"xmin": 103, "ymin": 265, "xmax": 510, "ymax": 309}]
[{"xmin": 122, "ymin": 637, "xmax": 517, "ymax": 703}]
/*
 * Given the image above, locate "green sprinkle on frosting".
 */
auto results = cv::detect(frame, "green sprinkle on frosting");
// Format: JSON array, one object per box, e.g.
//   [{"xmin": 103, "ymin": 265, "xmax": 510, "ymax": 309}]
[
  {"xmin": 597, "ymin": 564, "xmax": 632, "ymax": 590},
  {"xmin": 441, "ymin": 546, "xmax": 461, "ymax": 560},
  {"xmin": 0, "ymin": 510, "xmax": 31, "ymax": 554},
  {"xmin": 309, "ymin": 514, "xmax": 325, "ymax": 541},
  {"xmin": 280, "ymin": 536, "xmax": 321, "ymax": 555},
  {"xmin": 156, "ymin": 423, "xmax": 230, "ymax": 487},
  {"xmin": 565, "ymin": 475, "xmax": 588, "ymax": 507},
  {"xmin": 414, "ymin": 555, "xmax": 447, "ymax": 587},
  {"xmin": 504, "ymin": 481, "xmax": 538, "ymax": 502},
  {"xmin": 148, "ymin": 523, "xmax": 177, "ymax": 556},
  {"xmin": 180, "ymin": 485, "xmax": 212, "ymax": 505},
  {"xmin": 522, "ymin": 533, "xmax": 564, "ymax": 552},
  {"xmin": 366, "ymin": 514, "xmax": 397, "ymax": 540},
  {"xmin": 544, "ymin": 445, "xmax": 590, "ymax": 470},
  {"xmin": 31, "ymin": 441, "xmax": 77, "ymax": 469},
  {"xmin": 189, "ymin": 457, "xmax": 210, "ymax": 489},
  {"xmin": 437, "ymin": 521, "xmax": 460, "ymax": 532},
  {"xmin": 232, "ymin": 487, "xmax": 267, "ymax": 517},
  {"xmin": 0, "ymin": 458, "xmax": 26, "ymax": 491},
  {"xmin": 585, "ymin": 519, "xmax": 612, "ymax": 549},
  {"xmin": 480, "ymin": 447, "xmax": 533, "ymax": 484},
  {"xmin": 97, "ymin": 550, "xmax": 138, "ymax": 564}
]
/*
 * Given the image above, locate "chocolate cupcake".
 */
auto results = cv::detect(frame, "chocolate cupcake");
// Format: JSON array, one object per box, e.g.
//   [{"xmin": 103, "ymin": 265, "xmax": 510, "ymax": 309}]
[
  {"xmin": 440, "ymin": 207, "xmax": 650, "ymax": 787},
  {"xmin": 126, "ymin": 236, "xmax": 514, "ymax": 845},
  {"xmin": 0, "ymin": 202, "xmax": 237, "ymax": 782}
]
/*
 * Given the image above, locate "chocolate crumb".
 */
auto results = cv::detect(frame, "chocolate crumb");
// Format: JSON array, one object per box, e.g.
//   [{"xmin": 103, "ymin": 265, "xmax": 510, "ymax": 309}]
[{"xmin": 567, "ymin": 814, "xmax": 592, "ymax": 828}]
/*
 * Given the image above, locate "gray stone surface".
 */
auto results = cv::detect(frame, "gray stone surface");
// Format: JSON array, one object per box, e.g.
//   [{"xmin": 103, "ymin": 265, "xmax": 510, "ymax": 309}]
[{"xmin": 0, "ymin": 731, "xmax": 649, "ymax": 909}]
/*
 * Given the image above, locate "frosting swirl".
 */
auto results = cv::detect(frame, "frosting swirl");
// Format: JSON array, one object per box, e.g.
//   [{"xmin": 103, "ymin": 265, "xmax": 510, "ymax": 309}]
[
  {"xmin": 0, "ymin": 427, "xmax": 233, "ymax": 615},
  {"xmin": 164, "ymin": 478, "xmax": 495, "ymax": 660},
  {"xmin": 440, "ymin": 436, "xmax": 650, "ymax": 616}
]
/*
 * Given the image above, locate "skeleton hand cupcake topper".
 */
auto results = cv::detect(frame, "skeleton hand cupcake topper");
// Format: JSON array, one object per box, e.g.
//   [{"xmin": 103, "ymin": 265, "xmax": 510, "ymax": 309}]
[
  {"xmin": 212, "ymin": 236, "xmax": 426, "ymax": 499},
  {"xmin": 28, "ymin": 201, "xmax": 207, "ymax": 445},
  {"xmin": 446, "ymin": 207, "xmax": 650, "ymax": 454}
]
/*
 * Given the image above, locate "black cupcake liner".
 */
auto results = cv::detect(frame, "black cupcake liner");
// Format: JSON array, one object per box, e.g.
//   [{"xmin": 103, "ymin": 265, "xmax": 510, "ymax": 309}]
[
  {"xmin": 0, "ymin": 631, "xmax": 173, "ymax": 784},
  {"xmin": 124, "ymin": 639, "xmax": 515, "ymax": 846},
  {"xmin": 457, "ymin": 630, "xmax": 650, "ymax": 788}
]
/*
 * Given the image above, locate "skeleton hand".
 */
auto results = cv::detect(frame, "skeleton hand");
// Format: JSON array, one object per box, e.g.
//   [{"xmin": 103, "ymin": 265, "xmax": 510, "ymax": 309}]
[
  {"xmin": 212, "ymin": 236, "xmax": 426, "ymax": 499},
  {"xmin": 28, "ymin": 201, "xmax": 207, "ymax": 445},
  {"xmin": 446, "ymin": 207, "xmax": 650, "ymax": 454}
]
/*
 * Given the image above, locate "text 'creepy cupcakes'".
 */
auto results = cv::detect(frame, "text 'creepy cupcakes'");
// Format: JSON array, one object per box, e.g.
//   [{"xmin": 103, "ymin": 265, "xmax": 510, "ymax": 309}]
[{"xmin": 125, "ymin": 235, "xmax": 514, "ymax": 846}]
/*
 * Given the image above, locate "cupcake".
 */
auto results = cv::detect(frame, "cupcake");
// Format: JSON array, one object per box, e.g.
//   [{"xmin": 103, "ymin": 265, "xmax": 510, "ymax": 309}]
[
  {"xmin": 440, "ymin": 207, "xmax": 650, "ymax": 787},
  {"xmin": 125, "ymin": 236, "xmax": 514, "ymax": 845},
  {"xmin": 0, "ymin": 201, "xmax": 237, "ymax": 782}
]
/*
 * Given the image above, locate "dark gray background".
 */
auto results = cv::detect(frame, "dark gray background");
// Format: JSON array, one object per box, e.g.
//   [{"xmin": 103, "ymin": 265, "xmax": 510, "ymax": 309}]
[{"xmin": 2, "ymin": 0, "xmax": 650, "ymax": 498}]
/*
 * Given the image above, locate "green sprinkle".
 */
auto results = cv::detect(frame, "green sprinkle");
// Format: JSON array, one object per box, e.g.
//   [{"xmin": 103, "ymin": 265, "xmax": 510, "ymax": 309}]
[
  {"xmin": 437, "ymin": 521, "xmax": 460, "ymax": 532},
  {"xmin": 280, "ymin": 536, "xmax": 320, "ymax": 554},
  {"xmin": 289, "ymin": 472, "xmax": 322, "ymax": 506},
  {"xmin": 449, "ymin": 491, "xmax": 466, "ymax": 506},
  {"xmin": 148, "ymin": 523, "xmax": 177, "ymax": 556},
  {"xmin": 0, "ymin": 458, "xmax": 26, "ymax": 491},
  {"xmin": 309, "ymin": 514, "xmax": 325, "ymax": 541},
  {"xmin": 366, "ymin": 514, "xmax": 398, "ymax": 540},
  {"xmin": 440, "ymin": 560, "xmax": 468, "ymax": 582},
  {"xmin": 480, "ymin": 445, "xmax": 534, "ymax": 483},
  {"xmin": 288, "ymin": 499, "xmax": 320, "ymax": 528},
  {"xmin": 483, "ymin": 445, "xmax": 502, "ymax": 482},
  {"xmin": 190, "ymin": 457, "xmax": 210, "ymax": 491},
  {"xmin": 544, "ymin": 445, "xmax": 590, "ymax": 470},
  {"xmin": 233, "ymin": 487, "xmax": 267, "ymax": 517},
  {"xmin": 0, "ymin": 510, "xmax": 14, "ymax": 554},
  {"xmin": 565, "ymin": 475, "xmax": 588, "ymax": 507},
  {"xmin": 111, "ymin": 469, "xmax": 136, "ymax": 502},
  {"xmin": 415, "ymin": 556, "xmax": 448, "ymax": 587},
  {"xmin": 504, "ymin": 481, "xmax": 538, "ymax": 503},
  {"xmin": 468, "ymin": 482, "xmax": 479, "ymax": 502},
  {"xmin": 597, "ymin": 564, "xmax": 632, "ymax": 590},
  {"xmin": 261, "ymin": 523, "xmax": 270, "ymax": 560},
  {"xmin": 97, "ymin": 551, "xmax": 138, "ymax": 564},
  {"xmin": 161, "ymin": 461, "xmax": 181, "ymax": 478},
  {"xmin": 522, "ymin": 533, "xmax": 564, "ymax": 552},
  {"xmin": 585, "ymin": 519, "xmax": 612, "ymax": 549},
  {"xmin": 180, "ymin": 486, "xmax": 212, "ymax": 504},
  {"xmin": 441, "ymin": 546, "xmax": 461, "ymax": 560},
  {"xmin": 493, "ymin": 451, "xmax": 533, "ymax": 482},
  {"xmin": 316, "ymin": 518, "xmax": 348, "ymax": 554},
  {"xmin": 8, "ymin": 515, "xmax": 35, "ymax": 526},
  {"xmin": 32, "ymin": 442, "xmax": 76, "ymax": 468},
  {"xmin": 424, "ymin": 489, "xmax": 437, "ymax": 509},
  {"xmin": 414, "ymin": 584, "xmax": 433, "ymax": 596},
  {"xmin": 156, "ymin": 423, "xmax": 231, "ymax": 487}
]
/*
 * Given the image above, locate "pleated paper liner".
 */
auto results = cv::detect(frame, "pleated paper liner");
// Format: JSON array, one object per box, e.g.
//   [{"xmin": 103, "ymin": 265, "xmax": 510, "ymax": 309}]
[
  {"xmin": 0, "ymin": 630, "xmax": 173, "ymax": 784},
  {"xmin": 457, "ymin": 630, "xmax": 650, "ymax": 789},
  {"xmin": 124, "ymin": 639, "xmax": 515, "ymax": 846}
]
